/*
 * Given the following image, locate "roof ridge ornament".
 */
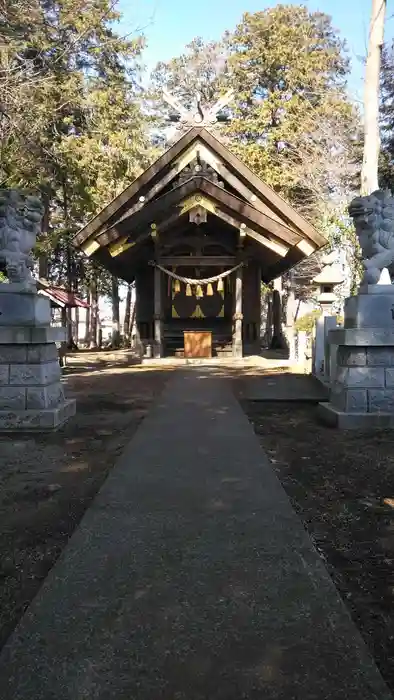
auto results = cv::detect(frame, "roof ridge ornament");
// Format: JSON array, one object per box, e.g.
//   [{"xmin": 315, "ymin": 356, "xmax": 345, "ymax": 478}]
[{"xmin": 162, "ymin": 89, "xmax": 234, "ymax": 139}]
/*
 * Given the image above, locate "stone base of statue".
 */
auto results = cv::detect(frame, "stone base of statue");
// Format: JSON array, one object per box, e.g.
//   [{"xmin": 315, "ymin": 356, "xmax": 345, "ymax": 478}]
[
  {"xmin": 318, "ymin": 285, "xmax": 394, "ymax": 428},
  {"xmin": 0, "ymin": 285, "xmax": 76, "ymax": 432}
]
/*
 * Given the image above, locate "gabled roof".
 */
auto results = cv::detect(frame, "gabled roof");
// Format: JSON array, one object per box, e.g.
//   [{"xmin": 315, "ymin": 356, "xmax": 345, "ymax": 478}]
[
  {"xmin": 72, "ymin": 126, "xmax": 327, "ymax": 284},
  {"xmin": 96, "ymin": 177, "xmax": 301, "ymax": 249},
  {"xmin": 73, "ymin": 127, "xmax": 325, "ymax": 248}
]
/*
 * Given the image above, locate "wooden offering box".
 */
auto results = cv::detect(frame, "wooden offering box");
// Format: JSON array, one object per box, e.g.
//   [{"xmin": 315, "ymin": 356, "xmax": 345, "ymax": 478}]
[{"xmin": 183, "ymin": 331, "xmax": 212, "ymax": 359}]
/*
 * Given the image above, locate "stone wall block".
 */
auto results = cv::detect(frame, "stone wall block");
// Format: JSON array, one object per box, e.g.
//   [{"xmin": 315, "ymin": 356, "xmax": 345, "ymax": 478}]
[
  {"xmin": 335, "ymin": 366, "xmax": 385, "ymax": 388},
  {"xmin": 0, "ymin": 411, "xmax": 41, "ymax": 431},
  {"xmin": 346, "ymin": 389, "xmax": 368, "ymax": 412},
  {"xmin": 337, "ymin": 347, "xmax": 366, "ymax": 367},
  {"xmin": 344, "ymin": 293, "xmax": 394, "ymax": 330},
  {"xmin": 335, "ymin": 367, "xmax": 347, "ymax": 385},
  {"xmin": 26, "ymin": 382, "xmax": 64, "ymax": 410},
  {"xmin": 0, "ymin": 292, "xmax": 51, "ymax": 327},
  {"xmin": 0, "ymin": 387, "xmax": 26, "ymax": 409},
  {"xmin": 367, "ymin": 348, "xmax": 394, "ymax": 366},
  {"xmin": 329, "ymin": 382, "xmax": 344, "ymax": 410},
  {"xmin": 330, "ymin": 385, "xmax": 368, "ymax": 412},
  {"xmin": 368, "ymin": 389, "xmax": 394, "ymax": 413},
  {"xmin": 329, "ymin": 328, "xmax": 394, "ymax": 346},
  {"xmin": 385, "ymin": 368, "xmax": 394, "ymax": 387},
  {"xmin": 0, "ymin": 346, "xmax": 27, "ymax": 363},
  {"xmin": 0, "ymin": 327, "xmax": 65, "ymax": 345},
  {"xmin": 27, "ymin": 343, "xmax": 58, "ymax": 364},
  {"xmin": 9, "ymin": 361, "xmax": 61, "ymax": 386},
  {"xmin": 0, "ymin": 366, "xmax": 9, "ymax": 385}
]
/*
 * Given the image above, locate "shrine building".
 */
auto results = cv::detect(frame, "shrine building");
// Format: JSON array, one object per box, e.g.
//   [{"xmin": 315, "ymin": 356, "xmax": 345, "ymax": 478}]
[{"xmin": 73, "ymin": 100, "xmax": 327, "ymax": 359}]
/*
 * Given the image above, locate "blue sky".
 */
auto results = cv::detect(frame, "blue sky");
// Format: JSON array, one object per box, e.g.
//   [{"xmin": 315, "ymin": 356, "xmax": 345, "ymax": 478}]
[{"xmin": 118, "ymin": 0, "xmax": 394, "ymax": 101}]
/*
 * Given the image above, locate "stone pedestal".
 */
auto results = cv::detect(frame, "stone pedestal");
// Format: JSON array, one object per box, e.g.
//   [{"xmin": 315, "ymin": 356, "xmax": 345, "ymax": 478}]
[
  {"xmin": 318, "ymin": 287, "xmax": 394, "ymax": 428},
  {"xmin": 232, "ymin": 313, "xmax": 243, "ymax": 358},
  {"xmin": 0, "ymin": 287, "xmax": 76, "ymax": 431}
]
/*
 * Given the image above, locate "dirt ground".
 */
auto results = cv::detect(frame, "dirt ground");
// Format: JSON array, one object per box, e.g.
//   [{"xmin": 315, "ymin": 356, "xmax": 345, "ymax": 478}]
[
  {"xmin": 0, "ymin": 359, "xmax": 173, "ymax": 650},
  {"xmin": 243, "ymin": 399, "xmax": 394, "ymax": 694}
]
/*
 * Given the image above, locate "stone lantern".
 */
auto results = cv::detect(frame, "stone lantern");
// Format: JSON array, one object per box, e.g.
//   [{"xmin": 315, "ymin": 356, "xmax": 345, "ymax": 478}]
[{"xmin": 312, "ymin": 252, "xmax": 344, "ymax": 315}]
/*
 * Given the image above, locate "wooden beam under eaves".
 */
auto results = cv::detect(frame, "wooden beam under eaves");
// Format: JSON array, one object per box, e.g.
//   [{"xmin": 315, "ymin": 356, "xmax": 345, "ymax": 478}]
[
  {"xmin": 108, "ymin": 236, "xmax": 134, "ymax": 257},
  {"xmin": 245, "ymin": 227, "xmax": 289, "ymax": 258},
  {"xmin": 159, "ymin": 256, "xmax": 236, "ymax": 266}
]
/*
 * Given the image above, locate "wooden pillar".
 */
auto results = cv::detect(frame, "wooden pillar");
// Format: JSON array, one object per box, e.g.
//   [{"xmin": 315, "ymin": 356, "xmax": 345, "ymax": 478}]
[
  {"xmin": 154, "ymin": 266, "xmax": 163, "ymax": 358},
  {"xmin": 232, "ymin": 265, "xmax": 243, "ymax": 358},
  {"xmin": 256, "ymin": 265, "xmax": 262, "ymax": 351}
]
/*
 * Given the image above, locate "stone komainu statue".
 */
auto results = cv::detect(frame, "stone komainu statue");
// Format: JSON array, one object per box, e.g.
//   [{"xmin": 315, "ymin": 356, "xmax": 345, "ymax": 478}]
[
  {"xmin": 0, "ymin": 190, "xmax": 44, "ymax": 289},
  {"xmin": 349, "ymin": 189, "xmax": 394, "ymax": 286}
]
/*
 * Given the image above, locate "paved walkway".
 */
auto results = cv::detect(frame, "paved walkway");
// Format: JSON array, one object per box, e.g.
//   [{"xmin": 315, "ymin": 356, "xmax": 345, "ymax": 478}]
[{"xmin": 0, "ymin": 370, "xmax": 390, "ymax": 699}]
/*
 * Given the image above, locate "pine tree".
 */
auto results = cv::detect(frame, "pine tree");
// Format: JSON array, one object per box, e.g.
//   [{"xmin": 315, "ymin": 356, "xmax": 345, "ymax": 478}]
[
  {"xmin": 1, "ymin": 0, "xmax": 154, "ymax": 300},
  {"xmin": 225, "ymin": 6, "xmax": 357, "ymax": 218}
]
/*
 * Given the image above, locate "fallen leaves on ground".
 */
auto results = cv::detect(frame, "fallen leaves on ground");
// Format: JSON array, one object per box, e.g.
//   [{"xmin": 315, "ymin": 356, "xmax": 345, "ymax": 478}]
[{"xmin": 243, "ymin": 400, "xmax": 394, "ymax": 693}]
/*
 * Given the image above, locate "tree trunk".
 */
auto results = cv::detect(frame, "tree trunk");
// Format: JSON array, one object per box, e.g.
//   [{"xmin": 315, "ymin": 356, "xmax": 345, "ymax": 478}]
[
  {"xmin": 38, "ymin": 254, "xmax": 49, "ymax": 280},
  {"xmin": 111, "ymin": 275, "xmax": 120, "ymax": 348},
  {"xmin": 84, "ymin": 290, "xmax": 91, "ymax": 347},
  {"xmin": 361, "ymin": 0, "xmax": 386, "ymax": 194},
  {"xmin": 66, "ymin": 243, "xmax": 73, "ymax": 349},
  {"xmin": 89, "ymin": 275, "xmax": 99, "ymax": 349},
  {"xmin": 72, "ymin": 307, "xmax": 79, "ymax": 346},
  {"xmin": 123, "ymin": 283, "xmax": 132, "ymax": 342},
  {"xmin": 61, "ymin": 307, "xmax": 67, "ymax": 330},
  {"xmin": 63, "ymin": 181, "xmax": 73, "ymax": 294},
  {"xmin": 38, "ymin": 191, "xmax": 50, "ymax": 279},
  {"xmin": 270, "ymin": 277, "xmax": 285, "ymax": 349},
  {"xmin": 62, "ymin": 179, "xmax": 76, "ymax": 348},
  {"xmin": 65, "ymin": 308, "xmax": 73, "ymax": 347},
  {"xmin": 129, "ymin": 298, "xmax": 136, "ymax": 341},
  {"xmin": 61, "ymin": 307, "xmax": 73, "ymax": 352}
]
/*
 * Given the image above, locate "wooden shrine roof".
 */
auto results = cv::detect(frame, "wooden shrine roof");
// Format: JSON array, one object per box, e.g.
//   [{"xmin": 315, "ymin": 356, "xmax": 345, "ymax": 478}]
[{"xmin": 72, "ymin": 127, "xmax": 327, "ymax": 283}]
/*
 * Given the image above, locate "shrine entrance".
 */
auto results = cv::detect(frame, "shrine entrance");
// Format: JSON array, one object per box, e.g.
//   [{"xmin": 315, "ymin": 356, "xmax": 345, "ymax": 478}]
[
  {"xmin": 73, "ymin": 94, "xmax": 326, "ymax": 358},
  {"xmin": 155, "ymin": 257, "xmax": 244, "ymax": 357}
]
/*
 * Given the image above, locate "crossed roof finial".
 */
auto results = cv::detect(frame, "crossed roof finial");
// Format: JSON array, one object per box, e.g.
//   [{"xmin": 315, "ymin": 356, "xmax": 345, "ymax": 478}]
[{"xmin": 162, "ymin": 88, "xmax": 234, "ymax": 130}]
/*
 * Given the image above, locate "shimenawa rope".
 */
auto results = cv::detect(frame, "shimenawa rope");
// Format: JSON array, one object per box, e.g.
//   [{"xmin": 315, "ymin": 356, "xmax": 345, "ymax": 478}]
[{"xmin": 149, "ymin": 261, "xmax": 244, "ymax": 285}]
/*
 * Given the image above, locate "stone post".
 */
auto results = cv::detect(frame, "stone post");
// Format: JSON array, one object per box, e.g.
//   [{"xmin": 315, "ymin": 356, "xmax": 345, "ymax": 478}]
[
  {"xmin": 232, "ymin": 265, "xmax": 243, "ymax": 358},
  {"xmin": 296, "ymin": 331, "xmax": 310, "ymax": 372},
  {"xmin": 154, "ymin": 265, "xmax": 163, "ymax": 358},
  {"xmin": 313, "ymin": 316, "xmax": 338, "ymax": 381}
]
